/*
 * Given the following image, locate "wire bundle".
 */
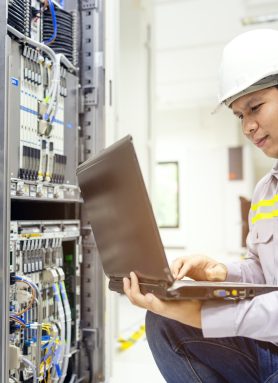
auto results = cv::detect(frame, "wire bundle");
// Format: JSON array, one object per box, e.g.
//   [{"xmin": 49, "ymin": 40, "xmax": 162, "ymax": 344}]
[
  {"xmin": 8, "ymin": 0, "xmax": 31, "ymax": 37},
  {"xmin": 43, "ymin": 4, "xmax": 74, "ymax": 63}
]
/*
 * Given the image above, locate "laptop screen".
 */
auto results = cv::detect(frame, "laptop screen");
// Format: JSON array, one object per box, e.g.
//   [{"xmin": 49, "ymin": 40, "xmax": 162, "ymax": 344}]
[{"xmin": 76, "ymin": 135, "xmax": 174, "ymax": 285}]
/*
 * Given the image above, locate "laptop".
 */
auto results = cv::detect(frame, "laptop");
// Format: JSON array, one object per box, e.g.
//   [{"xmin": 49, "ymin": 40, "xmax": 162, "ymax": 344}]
[{"xmin": 76, "ymin": 135, "xmax": 278, "ymax": 300}]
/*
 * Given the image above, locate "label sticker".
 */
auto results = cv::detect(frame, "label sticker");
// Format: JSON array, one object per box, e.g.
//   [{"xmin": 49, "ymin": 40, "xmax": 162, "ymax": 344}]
[{"xmin": 11, "ymin": 77, "xmax": 19, "ymax": 87}]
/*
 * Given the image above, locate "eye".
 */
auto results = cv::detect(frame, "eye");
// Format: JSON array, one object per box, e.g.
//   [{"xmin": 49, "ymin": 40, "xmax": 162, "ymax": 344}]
[
  {"xmin": 251, "ymin": 103, "xmax": 262, "ymax": 112},
  {"xmin": 233, "ymin": 110, "xmax": 244, "ymax": 121}
]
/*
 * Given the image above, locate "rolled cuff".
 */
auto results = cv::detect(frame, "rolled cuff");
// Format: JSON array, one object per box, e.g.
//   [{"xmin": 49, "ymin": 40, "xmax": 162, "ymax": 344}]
[{"xmin": 201, "ymin": 300, "xmax": 238, "ymax": 338}]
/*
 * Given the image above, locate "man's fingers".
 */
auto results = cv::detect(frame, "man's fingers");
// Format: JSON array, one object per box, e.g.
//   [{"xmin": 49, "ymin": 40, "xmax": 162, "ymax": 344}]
[
  {"xmin": 123, "ymin": 272, "xmax": 202, "ymax": 327},
  {"xmin": 124, "ymin": 272, "xmax": 147, "ymax": 308},
  {"xmin": 171, "ymin": 258, "xmax": 186, "ymax": 278},
  {"xmin": 170, "ymin": 259, "xmax": 181, "ymax": 278},
  {"xmin": 176, "ymin": 263, "xmax": 191, "ymax": 279},
  {"xmin": 123, "ymin": 272, "xmax": 140, "ymax": 303},
  {"xmin": 123, "ymin": 276, "xmax": 130, "ymax": 292},
  {"xmin": 123, "ymin": 272, "xmax": 167, "ymax": 312},
  {"xmin": 206, "ymin": 263, "xmax": 228, "ymax": 281},
  {"xmin": 129, "ymin": 271, "xmax": 140, "ymax": 293},
  {"xmin": 171, "ymin": 257, "xmax": 203, "ymax": 279}
]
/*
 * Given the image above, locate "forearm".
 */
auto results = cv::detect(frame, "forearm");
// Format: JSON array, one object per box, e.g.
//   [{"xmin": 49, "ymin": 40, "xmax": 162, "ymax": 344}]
[
  {"xmin": 123, "ymin": 272, "xmax": 202, "ymax": 329},
  {"xmin": 155, "ymin": 299, "xmax": 202, "ymax": 329},
  {"xmin": 201, "ymin": 292, "xmax": 278, "ymax": 343}
]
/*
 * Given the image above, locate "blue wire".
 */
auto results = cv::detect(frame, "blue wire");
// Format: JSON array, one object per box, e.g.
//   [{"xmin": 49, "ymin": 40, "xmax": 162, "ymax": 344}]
[
  {"xmin": 43, "ymin": 0, "xmax": 58, "ymax": 45},
  {"xmin": 10, "ymin": 314, "xmax": 26, "ymax": 326},
  {"xmin": 41, "ymin": 342, "xmax": 50, "ymax": 350}
]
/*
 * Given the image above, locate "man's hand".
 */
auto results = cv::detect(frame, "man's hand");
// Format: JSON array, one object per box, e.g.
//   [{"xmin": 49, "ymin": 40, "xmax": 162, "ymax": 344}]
[
  {"xmin": 170, "ymin": 255, "xmax": 228, "ymax": 282},
  {"xmin": 123, "ymin": 272, "xmax": 202, "ymax": 328}
]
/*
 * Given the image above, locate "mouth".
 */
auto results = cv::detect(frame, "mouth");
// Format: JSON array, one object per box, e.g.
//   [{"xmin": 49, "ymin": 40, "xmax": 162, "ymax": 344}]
[{"xmin": 254, "ymin": 135, "xmax": 269, "ymax": 148}]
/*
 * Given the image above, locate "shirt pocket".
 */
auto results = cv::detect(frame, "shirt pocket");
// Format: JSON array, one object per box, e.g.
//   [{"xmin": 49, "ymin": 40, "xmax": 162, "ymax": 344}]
[
  {"xmin": 250, "ymin": 220, "xmax": 276, "ymax": 284},
  {"xmin": 251, "ymin": 222, "xmax": 274, "ymax": 244}
]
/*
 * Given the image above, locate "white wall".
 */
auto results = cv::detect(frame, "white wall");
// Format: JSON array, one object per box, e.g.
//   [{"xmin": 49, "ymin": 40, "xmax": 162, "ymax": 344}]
[
  {"xmin": 105, "ymin": 3, "xmax": 154, "ymax": 212},
  {"xmin": 154, "ymin": 0, "xmax": 244, "ymax": 109},
  {"xmin": 153, "ymin": 0, "xmax": 276, "ymax": 255},
  {"xmin": 104, "ymin": 0, "xmax": 277, "ymax": 254},
  {"xmin": 104, "ymin": 1, "xmax": 154, "ymax": 379},
  {"xmin": 155, "ymin": 106, "xmax": 255, "ymax": 254}
]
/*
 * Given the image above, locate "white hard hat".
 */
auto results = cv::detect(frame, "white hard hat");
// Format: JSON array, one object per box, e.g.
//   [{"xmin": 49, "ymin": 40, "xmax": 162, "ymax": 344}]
[{"xmin": 218, "ymin": 28, "xmax": 278, "ymax": 107}]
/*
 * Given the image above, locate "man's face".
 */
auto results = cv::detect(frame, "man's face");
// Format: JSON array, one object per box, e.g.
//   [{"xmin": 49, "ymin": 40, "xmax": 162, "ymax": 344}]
[{"xmin": 231, "ymin": 87, "xmax": 278, "ymax": 158}]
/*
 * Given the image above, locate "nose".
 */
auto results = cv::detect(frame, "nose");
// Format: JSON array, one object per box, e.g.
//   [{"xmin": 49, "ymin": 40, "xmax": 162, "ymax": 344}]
[{"xmin": 242, "ymin": 117, "xmax": 259, "ymax": 136}]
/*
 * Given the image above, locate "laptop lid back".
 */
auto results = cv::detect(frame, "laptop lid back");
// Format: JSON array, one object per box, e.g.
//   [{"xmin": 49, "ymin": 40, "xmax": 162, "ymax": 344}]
[{"xmin": 76, "ymin": 136, "xmax": 174, "ymax": 285}]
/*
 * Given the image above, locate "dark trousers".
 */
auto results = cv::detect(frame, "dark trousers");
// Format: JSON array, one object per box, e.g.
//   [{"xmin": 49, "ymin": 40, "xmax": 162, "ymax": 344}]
[{"xmin": 145, "ymin": 311, "xmax": 278, "ymax": 383}]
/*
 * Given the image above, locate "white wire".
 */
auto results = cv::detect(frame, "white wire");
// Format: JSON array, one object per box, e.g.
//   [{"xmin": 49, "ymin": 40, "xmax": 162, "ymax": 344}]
[
  {"xmin": 45, "ymin": 54, "xmax": 61, "ymax": 120},
  {"xmin": 21, "ymin": 357, "xmax": 37, "ymax": 383},
  {"xmin": 61, "ymin": 54, "xmax": 78, "ymax": 73},
  {"xmin": 7, "ymin": 25, "xmax": 78, "ymax": 122},
  {"xmin": 7, "ymin": 25, "xmax": 56, "ymax": 62},
  {"xmin": 59, "ymin": 304, "xmax": 66, "ymax": 371},
  {"xmin": 52, "ymin": 283, "xmax": 66, "ymax": 381},
  {"xmin": 7, "ymin": 25, "xmax": 77, "ymax": 73},
  {"xmin": 16, "ymin": 275, "xmax": 42, "ymax": 381},
  {"xmin": 68, "ymin": 374, "xmax": 77, "ymax": 383},
  {"xmin": 59, "ymin": 282, "xmax": 72, "ymax": 383},
  {"xmin": 16, "ymin": 275, "xmax": 40, "ymax": 297}
]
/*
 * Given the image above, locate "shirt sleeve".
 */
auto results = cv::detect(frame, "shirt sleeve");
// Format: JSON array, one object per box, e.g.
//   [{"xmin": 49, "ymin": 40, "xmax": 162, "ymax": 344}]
[
  {"xmin": 224, "ymin": 255, "xmax": 266, "ymax": 284},
  {"xmin": 223, "ymin": 231, "xmax": 266, "ymax": 284},
  {"xmin": 201, "ymin": 171, "xmax": 278, "ymax": 342},
  {"xmin": 201, "ymin": 291, "xmax": 278, "ymax": 344}
]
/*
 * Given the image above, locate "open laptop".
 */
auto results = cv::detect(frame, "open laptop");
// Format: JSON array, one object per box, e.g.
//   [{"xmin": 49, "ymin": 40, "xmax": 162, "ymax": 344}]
[{"xmin": 76, "ymin": 135, "xmax": 278, "ymax": 300}]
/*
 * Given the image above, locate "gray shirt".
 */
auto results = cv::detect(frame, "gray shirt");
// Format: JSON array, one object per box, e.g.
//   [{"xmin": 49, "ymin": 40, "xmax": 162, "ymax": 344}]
[{"xmin": 201, "ymin": 161, "xmax": 278, "ymax": 344}]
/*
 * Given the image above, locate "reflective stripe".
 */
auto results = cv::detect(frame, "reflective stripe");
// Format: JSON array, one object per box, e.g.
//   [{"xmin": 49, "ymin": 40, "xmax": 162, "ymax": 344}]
[
  {"xmin": 251, "ymin": 194, "xmax": 278, "ymax": 211},
  {"xmin": 252, "ymin": 209, "xmax": 278, "ymax": 224}
]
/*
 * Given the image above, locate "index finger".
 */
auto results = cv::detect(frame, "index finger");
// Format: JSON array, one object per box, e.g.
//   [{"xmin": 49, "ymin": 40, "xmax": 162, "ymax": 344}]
[{"xmin": 170, "ymin": 258, "xmax": 184, "ymax": 278}]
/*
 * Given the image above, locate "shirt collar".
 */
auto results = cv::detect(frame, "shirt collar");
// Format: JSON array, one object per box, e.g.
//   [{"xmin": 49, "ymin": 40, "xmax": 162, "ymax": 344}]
[{"xmin": 270, "ymin": 160, "xmax": 278, "ymax": 180}]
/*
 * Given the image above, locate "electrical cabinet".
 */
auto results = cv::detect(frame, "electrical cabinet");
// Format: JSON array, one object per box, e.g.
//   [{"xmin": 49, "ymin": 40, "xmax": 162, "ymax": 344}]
[{"xmin": 0, "ymin": 1, "xmax": 106, "ymax": 382}]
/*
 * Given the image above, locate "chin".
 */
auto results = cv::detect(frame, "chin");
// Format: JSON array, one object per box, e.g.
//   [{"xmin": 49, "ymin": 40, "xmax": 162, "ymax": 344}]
[{"xmin": 263, "ymin": 150, "xmax": 278, "ymax": 159}]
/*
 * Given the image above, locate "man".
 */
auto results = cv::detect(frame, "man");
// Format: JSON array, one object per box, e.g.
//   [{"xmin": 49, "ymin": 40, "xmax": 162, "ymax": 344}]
[{"xmin": 123, "ymin": 28, "xmax": 278, "ymax": 383}]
